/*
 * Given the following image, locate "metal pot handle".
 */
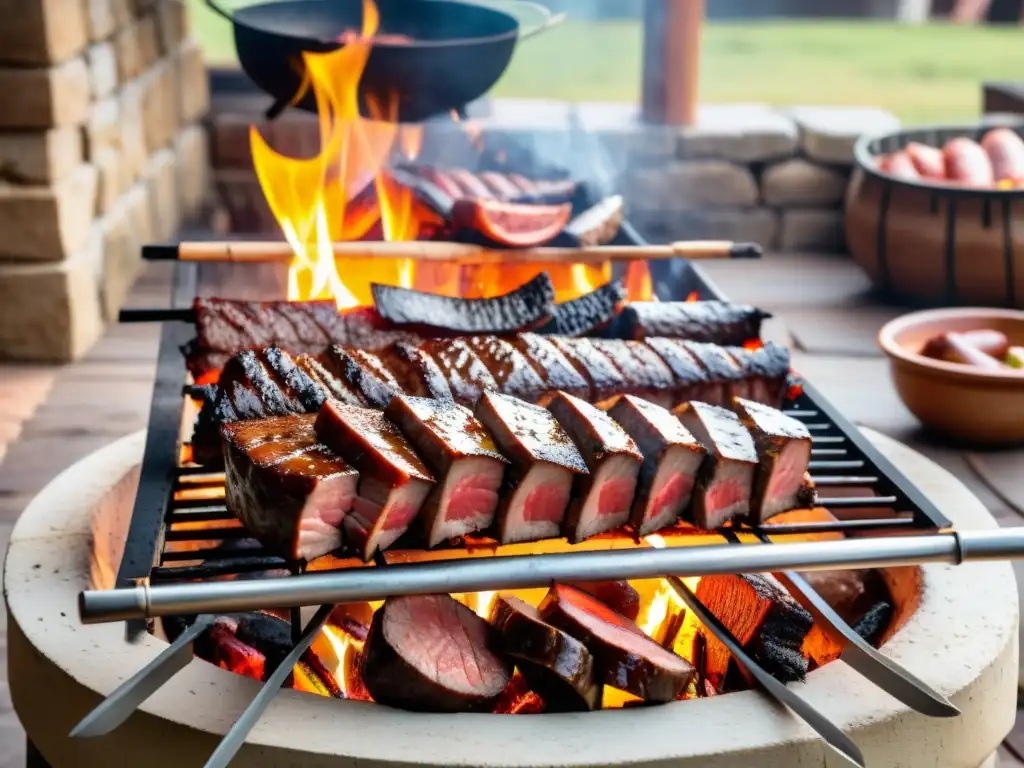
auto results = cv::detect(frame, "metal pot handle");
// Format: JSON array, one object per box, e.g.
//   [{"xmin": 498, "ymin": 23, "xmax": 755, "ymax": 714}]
[{"xmin": 203, "ymin": 0, "xmax": 236, "ymax": 23}]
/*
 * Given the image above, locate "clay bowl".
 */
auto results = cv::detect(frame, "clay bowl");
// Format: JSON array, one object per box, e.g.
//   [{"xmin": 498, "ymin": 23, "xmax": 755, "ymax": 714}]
[
  {"xmin": 845, "ymin": 122, "xmax": 1024, "ymax": 308},
  {"xmin": 878, "ymin": 307, "xmax": 1024, "ymax": 446}
]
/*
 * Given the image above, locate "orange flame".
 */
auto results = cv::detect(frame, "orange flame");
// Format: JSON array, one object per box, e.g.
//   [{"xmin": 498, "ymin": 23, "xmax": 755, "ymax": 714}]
[{"xmin": 625, "ymin": 261, "xmax": 655, "ymax": 302}]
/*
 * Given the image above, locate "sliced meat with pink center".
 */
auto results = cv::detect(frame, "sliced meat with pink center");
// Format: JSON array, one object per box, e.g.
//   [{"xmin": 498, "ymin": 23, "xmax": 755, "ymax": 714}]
[
  {"xmin": 674, "ymin": 401, "xmax": 757, "ymax": 530},
  {"xmin": 474, "ymin": 391, "xmax": 588, "ymax": 544},
  {"xmin": 608, "ymin": 395, "xmax": 706, "ymax": 535},
  {"xmin": 547, "ymin": 391, "xmax": 642, "ymax": 543},
  {"xmin": 733, "ymin": 397, "xmax": 815, "ymax": 522},
  {"xmin": 384, "ymin": 395, "xmax": 508, "ymax": 547},
  {"xmin": 314, "ymin": 401, "xmax": 434, "ymax": 560},
  {"xmin": 221, "ymin": 414, "xmax": 358, "ymax": 561}
]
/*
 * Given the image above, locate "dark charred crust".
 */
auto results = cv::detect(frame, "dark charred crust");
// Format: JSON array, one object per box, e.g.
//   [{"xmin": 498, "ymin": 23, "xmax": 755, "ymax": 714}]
[
  {"xmin": 615, "ymin": 301, "xmax": 770, "ymax": 345},
  {"xmin": 422, "ymin": 339, "xmax": 499, "ymax": 405},
  {"xmin": 548, "ymin": 337, "xmax": 625, "ymax": 401},
  {"xmin": 319, "ymin": 346, "xmax": 402, "ymax": 409},
  {"xmin": 375, "ymin": 341, "xmax": 453, "ymax": 401},
  {"xmin": 474, "ymin": 391, "xmax": 588, "ymax": 474},
  {"xmin": 465, "ymin": 336, "xmax": 548, "ymax": 403},
  {"xmin": 508, "ymin": 334, "xmax": 590, "ymax": 401},
  {"xmin": 537, "ymin": 280, "xmax": 627, "ymax": 336}
]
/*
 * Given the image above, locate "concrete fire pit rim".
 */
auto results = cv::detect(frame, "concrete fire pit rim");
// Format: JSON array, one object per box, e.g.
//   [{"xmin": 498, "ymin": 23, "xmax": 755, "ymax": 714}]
[{"xmin": 4, "ymin": 429, "xmax": 1017, "ymax": 768}]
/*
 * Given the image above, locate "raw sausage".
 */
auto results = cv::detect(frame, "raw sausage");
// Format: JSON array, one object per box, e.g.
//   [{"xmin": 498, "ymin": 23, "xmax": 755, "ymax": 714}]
[
  {"xmin": 942, "ymin": 137, "xmax": 994, "ymax": 186},
  {"xmin": 920, "ymin": 329, "xmax": 1010, "ymax": 362},
  {"xmin": 905, "ymin": 142, "xmax": 946, "ymax": 179},
  {"xmin": 877, "ymin": 151, "xmax": 920, "ymax": 180},
  {"xmin": 981, "ymin": 128, "xmax": 1024, "ymax": 182}
]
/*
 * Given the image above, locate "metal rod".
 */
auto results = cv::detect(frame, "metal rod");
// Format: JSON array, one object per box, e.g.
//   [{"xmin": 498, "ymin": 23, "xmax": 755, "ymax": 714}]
[{"xmin": 80, "ymin": 529, "xmax": 1024, "ymax": 624}]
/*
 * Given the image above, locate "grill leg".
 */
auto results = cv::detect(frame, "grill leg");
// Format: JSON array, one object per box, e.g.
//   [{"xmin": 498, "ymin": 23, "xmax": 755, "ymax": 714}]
[{"xmin": 26, "ymin": 739, "xmax": 52, "ymax": 768}]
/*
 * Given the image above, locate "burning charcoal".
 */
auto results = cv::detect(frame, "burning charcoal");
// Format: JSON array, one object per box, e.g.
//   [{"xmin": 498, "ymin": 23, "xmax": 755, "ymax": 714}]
[
  {"xmin": 852, "ymin": 601, "xmax": 893, "ymax": 646},
  {"xmin": 678, "ymin": 341, "xmax": 747, "ymax": 405},
  {"xmin": 733, "ymin": 398, "xmax": 814, "ymax": 523},
  {"xmin": 314, "ymin": 401, "xmax": 434, "ymax": 561},
  {"xmin": 547, "ymin": 392, "xmax": 642, "ymax": 543},
  {"xmin": 643, "ymin": 337, "xmax": 718, "ymax": 405},
  {"xmin": 539, "ymin": 584, "xmax": 694, "ymax": 703},
  {"xmin": 474, "ymin": 391, "xmax": 588, "ymax": 544},
  {"xmin": 508, "ymin": 333, "xmax": 590, "ymax": 403},
  {"xmin": 673, "ymin": 402, "xmax": 758, "ymax": 529},
  {"xmin": 695, "ymin": 574, "xmax": 813, "ymax": 688},
  {"xmin": 372, "ymin": 273, "xmax": 556, "ymax": 335},
  {"xmin": 362, "ymin": 594, "xmax": 511, "ymax": 712},
  {"xmin": 563, "ymin": 580, "xmax": 641, "ymax": 622},
  {"xmin": 374, "ymin": 341, "xmax": 453, "ymax": 401},
  {"xmin": 798, "ymin": 569, "xmax": 875, "ymax": 625},
  {"xmin": 589, "ymin": 339, "xmax": 677, "ymax": 408},
  {"xmin": 614, "ymin": 301, "xmax": 771, "ymax": 346},
  {"xmin": 489, "ymin": 595, "xmax": 601, "ymax": 712},
  {"xmin": 725, "ymin": 344, "xmax": 792, "ymax": 407},
  {"xmin": 384, "ymin": 395, "xmax": 508, "ymax": 547},
  {"xmin": 492, "ymin": 674, "xmax": 546, "ymax": 714},
  {"xmin": 317, "ymin": 345, "xmax": 404, "ymax": 409},
  {"xmin": 608, "ymin": 395, "xmax": 706, "ymax": 535},
  {"xmin": 292, "ymin": 661, "xmax": 336, "ymax": 697},
  {"xmin": 222, "ymin": 414, "xmax": 358, "ymax": 561},
  {"xmin": 562, "ymin": 195, "xmax": 624, "ymax": 247},
  {"xmin": 464, "ymin": 336, "xmax": 548, "ymax": 403},
  {"xmin": 537, "ymin": 280, "xmax": 627, "ymax": 337},
  {"xmin": 194, "ymin": 619, "xmax": 266, "ymax": 682},
  {"xmin": 547, "ymin": 337, "xmax": 626, "ymax": 403},
  {"xmin": 421, "ymin": 338, "xmax": 499, "ymax": 405},
  {"xmin": 234, "ymin": 612, "xmax": 294, "ymax": 674}
]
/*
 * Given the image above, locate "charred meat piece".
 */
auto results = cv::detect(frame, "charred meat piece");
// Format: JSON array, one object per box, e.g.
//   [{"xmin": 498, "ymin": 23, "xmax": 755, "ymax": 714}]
[
  {"xmin": 733, "ymin": 398, "xmax": 814, "ymax": 522},
  {"xmin": 678, "ymin": 341, "xmax": 747, "ymax": 404},
  {"xmin": 314, "ymin": 401, "xmax": 434, "ymax": 560},
  {"xmin": 725, "ymin": 343, "xmax": 791, "ymax": 407},
  {"xmin": 490, "ymin": 595, "xmax": 601, "ymax": 712},
  {"xmin": 643, "ymin": 337, "xmax": 717, "ymax": 404},
  {"xmin": 589, "ymin": 339, "xmax": 677, "ymax": 408},
  {"xmin": 374, "ymin": 341, "xmax": 453, "ymax": 401},
  {"xmin": 464, "ymin": 336, "xmax": 547, "ymax": 403},
  {"xmin": 616, "ymin": 301, "xmax": 770, "ymax": 345},
  {"xmin": 563, "ymin": 195, "xmax": 624, "ymax": 247},
  {"xmin": 547, "ymin": 392, "xmax": 642, "ymax": 543},
  {"xmin": 537, "ymin": 280, "xmax": 627, "ymax": 337},
  {"xmin": 608, "ymin": 395, "xmax": 706, "ymax": 535},
  {"xmin": 222, "ymin": 414, "xmax": 359, "ymax": 561},
  {"xmin": 317, "ymin": 345, "xmax": 404, "ymax": 409},
  {"xmin": 508, "ymin": 333, "xmax": 590, "ymax": 403},
  {"xmin": 563, "ymin": 580, "xmax": 641, "ymax": 622},
  {"xmin": 539, "ymin": 584, "xmax": 694, "ymax": 702},
  {"xmin": 478, "ymin": 171, "xmax": 523, "ymax": 199},
  {"xmin": 372, "ymin": 273, "xmax": 556, "ymax": 335},
  {"xmin": 447, "ymin": 168, "xmax": 496, "ymax": 199},
  {"xmin": 674, "ymin": 401, "xmax": 757, "ymax": 529},
  {"xmin": 474, "ymin": 391, "xmax": 588, "ymax": 544},
  {"xmin": 547, "ymin": 337, "xmax": 626, "ymax": 403},
  {"xmin": 421, "ymin": 338, "xmax": 499, "ymax": 405},
  {"xmin": 295, "ymin": 353, "xmax": 363, "ymax": 406},
  {"xmin": 362, "ymin": 594, "xmax": 511, "ymax": 712},
  {"xmin": 332, "ymin": 306, "xmax": 423, "ymax": 350},
  {"xmin": 384, "ymin": 395, "xmax": 508, "ymax": 547}
]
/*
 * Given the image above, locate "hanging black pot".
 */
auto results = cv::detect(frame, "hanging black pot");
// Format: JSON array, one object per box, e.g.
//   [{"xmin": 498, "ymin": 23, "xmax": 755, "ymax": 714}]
[{"xmin": 204, "ymin": 0, "xmax": 564, "ymax": 122}]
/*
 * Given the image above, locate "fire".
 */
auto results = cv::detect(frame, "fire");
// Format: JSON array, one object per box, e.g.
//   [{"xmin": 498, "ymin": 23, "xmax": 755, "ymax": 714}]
[{"xmin": 625, "ymin": 261, "xmax": 655, "ymax": 302}]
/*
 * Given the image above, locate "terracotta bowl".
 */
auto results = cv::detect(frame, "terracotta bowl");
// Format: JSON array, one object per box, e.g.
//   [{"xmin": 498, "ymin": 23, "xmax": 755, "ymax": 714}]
[
  {"xmin": 845, "ymin": 122, "xmax": 1024, "ymax": 308},
  {"xmin": 878, "ymin": 307, "xmax": 1024, "ymax": 445}
]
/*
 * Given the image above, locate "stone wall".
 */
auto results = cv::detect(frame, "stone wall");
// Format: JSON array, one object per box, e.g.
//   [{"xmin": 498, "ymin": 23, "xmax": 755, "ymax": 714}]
[
  {"xmin": 206, "ymin": 94, "xmax": 898, "ymax": 256},
  {"xmin": 0, "ymin": 0, "xmax": 211, "ymax": 362}
]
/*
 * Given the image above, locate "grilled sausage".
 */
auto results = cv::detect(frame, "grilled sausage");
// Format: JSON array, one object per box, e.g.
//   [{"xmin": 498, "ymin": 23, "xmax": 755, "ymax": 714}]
[
  {"xmin": 981, "ymin": 127, "xmax": 1024, "ymax": 182},
  {"xmin": 905, "ymin": 142, "xmax": 946, "ymax": 179},
  {"xmin": 942, "ymin": 137, "xmax": 994, "ymax": 186}
]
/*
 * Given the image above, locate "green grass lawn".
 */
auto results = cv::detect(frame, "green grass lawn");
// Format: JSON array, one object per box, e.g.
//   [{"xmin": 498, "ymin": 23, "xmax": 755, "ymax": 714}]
[{"xmin": 186, "ymin": 1, "xmax": 1024, "ymax": 125}]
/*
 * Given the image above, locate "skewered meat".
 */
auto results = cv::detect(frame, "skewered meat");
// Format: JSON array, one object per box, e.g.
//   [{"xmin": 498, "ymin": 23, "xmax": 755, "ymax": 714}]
[
  {"xmin": 490, "ymin": 595, "xmax": 601, "ymax": 712},
  {"xmin": 362, "ymin": 594, "xmax": 511, "ymax": 712},
  {"xmin": 507, "ymin": 333, "xmax": 590, "ymax": 402},
  {"xmin": 982, "ymin": 127, "xmax": 1024, "ymax": 182},
  {"xmin": 372, "ymin": 273, "xmax": 556, "ymax": 334},
  {"xmin": 643, "ymin": 337, "xmax": 718, "ymax": 405},
  {"xmin": 590, "ymin": 339, "xmax": 676, "ymax": 408},
  {"xmin": 674, "ymin": 401, "xmax": 758, "ymax": 529},
  {"xmin": 422, "ymin": 338, "xmax": 499, "ymax": 405},
  {"xmin": 318, "ymin": 346, "xmax": 403, "ymax": 408},
  {"xmin": 368, "ymin": 341, "xmax": 452, "ymax": 401},
  {"xmin": 222, "ymin": 414, "xmax": 358, "ymax": 561},
  {"xmin": 725, "ymin": 343, "xmax": 791, "ymax": 406},
  {"xmin": 294, "ymin": 353, "xmax": 364, "ymax": 406},
  {"xmin": 678, "ymin": 341, "xmax": 747, "ymax": 404},
  {"xmin": 384, "ymin": 395, "xmax": 507, "ymax": 547},
  {"xmin": 537, "ymin": 280, "xmax": 626, "ymax": 337},
  {"xmin": 464, "ymin": 336, "xmax": 547, "ymax": 403},
  {"xmin": 539, "ymin": 584, "xmax": 694, "ymax": 702},
  {"xmin": 474, "ymin": 391, "xmax": 588, "ymax": 544},
  {"xmin": 615, "ymin": 301, "xmax": 769, "ymax": 345},
  {"xmin": 547, "ymin": 392, "xmax": 642, "ymax": 543},
  {"xmin": 548, "ymin": 337, "xmax": 626, "ymax": 403},
  {"xmin": 564, "ymin": 580, "xmax": 641, "ymax": 622},
  {"xmin": 733, "ymin": 398, "xmax": 815, "ymax": 522},
  {"xmin": 314, "ymin": 401, "xmax": 434, "ymax": 560},
  {"xmin": 608, "ymin": 395, "xmax": 705, "ymax": 535}
]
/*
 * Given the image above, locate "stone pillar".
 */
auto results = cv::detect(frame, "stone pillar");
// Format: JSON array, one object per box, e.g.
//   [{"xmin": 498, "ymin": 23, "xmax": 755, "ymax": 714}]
[{"xmin": 0, "ymin": 0, "xmax": 212, "ymax": 362}]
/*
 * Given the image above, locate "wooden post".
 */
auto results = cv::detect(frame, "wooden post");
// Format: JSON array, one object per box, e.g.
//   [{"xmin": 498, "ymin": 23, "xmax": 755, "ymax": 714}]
[{"xmin": 641, "ymin": 0, "xmax": 705, "ymax": 126}]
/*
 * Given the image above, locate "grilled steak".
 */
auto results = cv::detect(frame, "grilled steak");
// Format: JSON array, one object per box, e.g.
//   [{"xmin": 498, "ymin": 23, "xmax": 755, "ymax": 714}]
[
  {"xmin": 314, "ymin": 401, "xmax": 434, "ymax": 560},
  {"xmin": 589, "ymin": 339, "xmax": 676, "ymax": 407},
  {"xmin": 362, "ymin": 594, "xmax": 511, "ymax": 712},
  {"xmin": 608, "ymin": 395, "xmax": 705, "ymax": 535},
  {"xmin": 465, "ymin": 336, "xmax": 547, "ymax": 403},
  {"xmin": 643, "ymin": 337, "xmax": 717, "ymax": 404},
  {"xmin": 548, "ymin": 337, "xmax": 625, "ymax": 403},
  {"xmin": 318, "ymin": 345, "xmax": 404, "ymax": 409},
  {"xmin": 384, "ymin": 395, "xmax": 508, "ymax": 547},
  {"xmin": 564, "ymin": 580, "xmax": 641, "ymax": 622},
  {"xmin": 725, "ymin": 343, "xmax": 791, "ymax": 407},
  {"xmin": 222, "ymin": 415, "xmax": 358, "ymax": 561},
  {"xmin": 294, "ymin": 353, "xmax": 363, "ymax": 406},
  {"xmin": 490, "ymin": 595, "xmax": 601, "ymax": 712},
  {"xmin": 547, "ymin": 392, "xmax": 642, "ymax": 543},
  {"xmin": 733, "ymin": 398, "xmax": 814, "ymax": 522},
  {"xmin": 508, "ymin": 333, "xmax": 590, "ymax": 402},
  {"xmin": 616, "ymin": 301, "xmax": 769, "ymax": 345},
  {"xmin": 474, "ymin": 391, "xmax": 588, "ymax": 544},
  {"xmin": 539, "ymin": 584, "xmax": 695, "ymax": 702},
  {"xmin": 678, "ymin": 341, "xmax": 746, "ymax": 404},
  {"xmin": 674, "ymin": 401, "xmax": 758, "ymax": 529},
  {"xmin": 374, "ymin": 341, "xmax": 452, "ymax": 401},
  {"xmin": 422, "ymin": 338, "xmax": 499, "ymax": 405}
]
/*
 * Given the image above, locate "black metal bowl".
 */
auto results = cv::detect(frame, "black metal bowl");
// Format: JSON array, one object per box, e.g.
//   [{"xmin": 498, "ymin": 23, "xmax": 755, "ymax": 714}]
[{"xmin": 204, "ymin": 0, "xmax": 563, "ymax": 122}]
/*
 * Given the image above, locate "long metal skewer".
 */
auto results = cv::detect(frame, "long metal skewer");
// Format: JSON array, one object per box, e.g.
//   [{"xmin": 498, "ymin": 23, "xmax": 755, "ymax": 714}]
[{"xmin": 79, "ymin": 528, "xmax": 1024, "ymax": 623}]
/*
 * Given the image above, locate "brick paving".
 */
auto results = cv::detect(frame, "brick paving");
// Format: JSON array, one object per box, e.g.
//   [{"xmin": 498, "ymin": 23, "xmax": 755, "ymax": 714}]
[{"xmin": 1, "ymin": 254, "xmax": 1023, "ymax": 765}]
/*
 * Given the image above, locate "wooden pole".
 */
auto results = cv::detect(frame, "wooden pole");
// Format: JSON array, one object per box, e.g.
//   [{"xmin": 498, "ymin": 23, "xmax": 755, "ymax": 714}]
[{"xmin": 642, "ymin": 0, "xmax": 705, "ymax": 126}]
